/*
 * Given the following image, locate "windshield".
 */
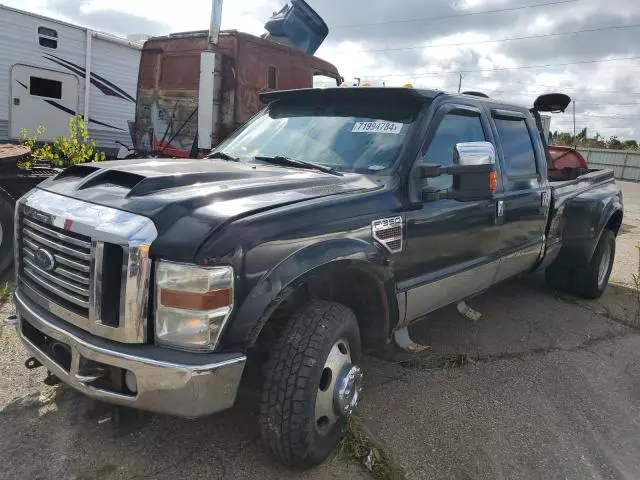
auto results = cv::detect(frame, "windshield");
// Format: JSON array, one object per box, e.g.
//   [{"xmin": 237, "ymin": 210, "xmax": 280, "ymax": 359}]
[{"xmin": 214, "ymin": 100, "xmax": 422, "ymax": 174}]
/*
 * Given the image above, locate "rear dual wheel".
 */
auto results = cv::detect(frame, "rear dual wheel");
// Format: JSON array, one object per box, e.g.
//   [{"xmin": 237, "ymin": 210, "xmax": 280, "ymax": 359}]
[
  {"xmin": 259, "ymin": 300, "xmax": 362, "ymax": 468},
  {"xmin": 545, "ymin": 229, "xmax": 616, "ymax": 299}
]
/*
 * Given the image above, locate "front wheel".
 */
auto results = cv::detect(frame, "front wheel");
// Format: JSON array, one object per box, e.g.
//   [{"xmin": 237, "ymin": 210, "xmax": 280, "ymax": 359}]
[
  {"xmin": 573, "ymin": 229, "xmax": 616, "ymax": 299},
  {"xmin": 259, "ymin": 300, "xmax": 362, "ymax": 468}
]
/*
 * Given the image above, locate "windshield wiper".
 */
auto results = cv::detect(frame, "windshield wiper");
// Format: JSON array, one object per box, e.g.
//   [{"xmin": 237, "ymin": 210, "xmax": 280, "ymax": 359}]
[
  {"xmin": 254, "ymin": 155, "xmax": 342, "ymax": 176},
  {"xmin": 208, "ymin": 151, "xmax": 239, "ymax": 161}
]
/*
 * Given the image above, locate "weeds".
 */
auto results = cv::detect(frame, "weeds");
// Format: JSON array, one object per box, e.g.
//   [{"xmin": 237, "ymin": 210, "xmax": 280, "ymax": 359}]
[
  {"xmin": 396, "ymin": 351, "xmax": 473, "ymax": 371},
  {"xmin": 0, "ymin": 282, "xmax": 10, "ymax": 303},
  {"xmin": 340, "ymin": 417, "xmax": 405, "ymax": 480},
  {"xmin": 632, "ymin": 245, "xmax": 640, "ymax": 328}
]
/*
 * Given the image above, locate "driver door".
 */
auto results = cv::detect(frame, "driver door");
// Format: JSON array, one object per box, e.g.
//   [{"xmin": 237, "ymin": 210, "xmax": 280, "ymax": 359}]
[{"xmin": 395, "ymin": 102, "xmax": 503, "ymax": 323}]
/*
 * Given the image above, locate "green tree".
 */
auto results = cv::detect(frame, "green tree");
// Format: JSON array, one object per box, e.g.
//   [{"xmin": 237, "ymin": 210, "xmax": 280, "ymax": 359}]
[
  {"xmin": 20, "ymin": 115, "xmax": 105, "ymax": 169},
  {"xmin": 623, "ymin": 140, "xmax": 638, "ymax": 150},
  {"xmin": 606, "ymin": 136, "xmax": 624, "ymax": 150},
  {"xmin": 577, "ymin": 127, "xmax": 587, "ymax": 140}
]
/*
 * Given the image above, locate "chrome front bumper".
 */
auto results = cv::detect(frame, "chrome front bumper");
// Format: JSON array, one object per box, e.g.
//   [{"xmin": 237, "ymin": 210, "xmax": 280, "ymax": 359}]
[{"xmin": 13, "ymin": 291, "xmax": 247, "ymax": 417}]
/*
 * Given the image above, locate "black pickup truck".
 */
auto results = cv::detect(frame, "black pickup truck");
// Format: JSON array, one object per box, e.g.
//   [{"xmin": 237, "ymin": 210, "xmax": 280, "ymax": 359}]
[{"xmin": 8, "ymin": 87, "xmax": 623, "ymax": 467}]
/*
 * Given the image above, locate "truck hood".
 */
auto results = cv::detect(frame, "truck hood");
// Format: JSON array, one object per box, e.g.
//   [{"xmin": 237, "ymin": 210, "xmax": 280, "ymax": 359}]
[{"xmin": 36, "ymin": 158, "xmax": 381, "ymax": 260}]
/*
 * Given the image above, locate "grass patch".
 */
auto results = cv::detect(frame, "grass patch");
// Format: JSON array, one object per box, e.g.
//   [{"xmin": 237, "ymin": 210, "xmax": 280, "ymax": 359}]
[
  {"xmin": 632, "ymin": 245, "xmax": 640, "ymax": 329},
  {"xmin": 340, "ymin": 416, "xmax": 405, "ymax": 480},
  {"xmin": 0, "ymin": 282, "xmax": 10, "ymax": 303},
  {"xmin": 397, "ymin": 351, "xmax": 473, "ymax": 371}
]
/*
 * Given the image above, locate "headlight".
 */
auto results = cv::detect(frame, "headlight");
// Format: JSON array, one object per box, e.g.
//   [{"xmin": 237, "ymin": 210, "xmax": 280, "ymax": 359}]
[{"xmin": 155, "ymin": 261, "xmax": 234, "ymax": 351}]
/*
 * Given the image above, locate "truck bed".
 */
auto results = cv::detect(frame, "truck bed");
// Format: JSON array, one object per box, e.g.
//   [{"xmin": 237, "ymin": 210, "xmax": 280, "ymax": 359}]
[{"xmin": 550, "ymin": 168, "xmax": 616, "ymax": 202}]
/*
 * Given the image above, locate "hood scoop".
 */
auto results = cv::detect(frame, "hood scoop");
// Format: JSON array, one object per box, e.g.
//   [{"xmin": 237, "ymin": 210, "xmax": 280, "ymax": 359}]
[{"xmin": 263, "ymin": 0, "xmax": 328, "ymax": 55}]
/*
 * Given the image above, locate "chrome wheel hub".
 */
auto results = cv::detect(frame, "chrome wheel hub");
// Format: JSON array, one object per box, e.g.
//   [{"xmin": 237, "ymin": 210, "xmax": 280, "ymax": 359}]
[
  {"xmin": 314, "ymin": 338, "xmax": 362, "ymax": 434},
  {"xmin": 334, "ymin": 364, "xmax": 363, "ymax": 416},
  {"xmin": 598, "ymin": 242, "xmax": 611, "ymax": 287}
]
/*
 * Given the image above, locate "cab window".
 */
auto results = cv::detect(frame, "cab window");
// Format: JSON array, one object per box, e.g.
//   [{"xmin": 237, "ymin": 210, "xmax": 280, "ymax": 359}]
[
  {"xmin": 494, "ymin": 118, "xmax": 537, "ymax": 177},
  {"xmin": 421, "ymin": 112, "xmax": 486, "ymax": 191}
]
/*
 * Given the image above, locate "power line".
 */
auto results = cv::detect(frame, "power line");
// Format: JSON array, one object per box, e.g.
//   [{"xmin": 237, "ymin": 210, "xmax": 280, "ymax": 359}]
[
  {"xmin": 351, "ymin": 23, "xmax": 640, "ymax": 54},
  {"xmin": 452, "ymin": 83, "xmax": 640, "ymax": 95},
  {"xmin": 418, "ymin": 83, "xmax": 640, "ymax": 96},
  {"xmin": 439, "ymin": 86, "xmax": 640, "ymax": 101},
  {"xmin": 332, "ymin": 0, "xmax": 577, "ymax": 29},
  {"xmin": 363, "ymin": 55, "xmax": 640, "ymax": 78}
]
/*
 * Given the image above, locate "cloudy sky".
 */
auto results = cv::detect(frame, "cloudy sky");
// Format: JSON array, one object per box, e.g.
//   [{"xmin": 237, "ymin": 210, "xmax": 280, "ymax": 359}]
[{"xmin": 6, "ymin": 0, "xmax": 640, "ymax": 140}]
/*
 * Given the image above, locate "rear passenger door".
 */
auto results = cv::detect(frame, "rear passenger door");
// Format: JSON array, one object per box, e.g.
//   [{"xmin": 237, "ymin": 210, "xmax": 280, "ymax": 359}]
[{"xmin": 491, "ymin": 110, "xmax": 549, "ymax": 282}]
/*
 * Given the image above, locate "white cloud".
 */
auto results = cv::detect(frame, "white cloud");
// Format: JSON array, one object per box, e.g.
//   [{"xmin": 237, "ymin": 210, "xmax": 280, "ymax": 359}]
[{"xmin": 4, "ymin": 0, "xmax": 640, "ymax": 140}]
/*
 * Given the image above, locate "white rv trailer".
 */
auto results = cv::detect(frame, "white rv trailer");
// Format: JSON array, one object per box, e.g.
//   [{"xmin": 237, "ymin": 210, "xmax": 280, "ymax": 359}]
[{"xmin": 0, "ymin": 5, "xmax": 142, "ymax": 156}]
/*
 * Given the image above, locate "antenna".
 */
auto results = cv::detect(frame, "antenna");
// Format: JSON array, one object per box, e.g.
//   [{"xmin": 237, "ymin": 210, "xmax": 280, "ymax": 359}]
[{"xmin": 457, "ymin": 73, "xmax": 463, "ymax": 93}]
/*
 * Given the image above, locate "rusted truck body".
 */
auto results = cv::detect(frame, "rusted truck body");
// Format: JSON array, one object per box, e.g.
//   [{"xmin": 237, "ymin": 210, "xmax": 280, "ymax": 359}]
[{"xmin": 132, "ymin": 30, "xmax": 342, "ymax": 157}]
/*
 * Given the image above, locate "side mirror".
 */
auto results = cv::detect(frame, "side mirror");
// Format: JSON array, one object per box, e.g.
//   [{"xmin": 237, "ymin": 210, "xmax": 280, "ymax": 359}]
[
  {"xmin": 419, "ymin": 142, "xmax": 497, "ymax": 201},
  {"xmin": 454, "ymin": 141, "xmax": 495, "ymax": 166}
]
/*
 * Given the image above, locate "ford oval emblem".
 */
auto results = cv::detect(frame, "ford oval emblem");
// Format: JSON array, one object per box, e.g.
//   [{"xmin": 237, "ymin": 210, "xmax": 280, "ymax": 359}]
[{"xmin": 34, "ymin": 248, "xmax": 56, "ymax": 272}]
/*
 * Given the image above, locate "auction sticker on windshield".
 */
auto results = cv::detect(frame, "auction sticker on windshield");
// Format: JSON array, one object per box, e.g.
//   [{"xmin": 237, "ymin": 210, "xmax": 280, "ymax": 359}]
[{"xmin": 352, "ymin": 120, "xmax": 404, "ymax": 134}]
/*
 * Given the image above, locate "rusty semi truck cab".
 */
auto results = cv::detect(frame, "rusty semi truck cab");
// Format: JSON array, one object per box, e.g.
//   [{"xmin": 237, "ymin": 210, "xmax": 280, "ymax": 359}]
[{"xmin": 133, "ymin": 30, "xmax": 342, "ymax": 157}]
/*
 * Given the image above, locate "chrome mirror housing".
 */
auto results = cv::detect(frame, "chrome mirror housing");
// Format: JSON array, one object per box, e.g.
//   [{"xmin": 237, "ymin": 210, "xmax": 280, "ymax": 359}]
[{"xmin": 454, "ymin": 142, "xmax": 496, "ymax": 166}]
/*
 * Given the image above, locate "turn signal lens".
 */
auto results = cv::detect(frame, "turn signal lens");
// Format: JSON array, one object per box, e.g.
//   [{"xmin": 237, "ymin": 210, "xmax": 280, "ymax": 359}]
[
  {"xmin": 160, "ymin": 288, "xmax": 232, "ymax": 311},
  {"xmin": 489, "ymin": 171, "xmax": 497, "ymax": 191}
]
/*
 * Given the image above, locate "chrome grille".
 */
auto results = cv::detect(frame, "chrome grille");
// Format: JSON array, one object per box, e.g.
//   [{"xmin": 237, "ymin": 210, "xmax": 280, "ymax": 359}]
[
  {"xmin": 16, "ymin": 189, "xmax": 157, "ymax": 344},
  {"xmin": 20, "ymin": 215, "xmax": 92, "ymax": 314}
]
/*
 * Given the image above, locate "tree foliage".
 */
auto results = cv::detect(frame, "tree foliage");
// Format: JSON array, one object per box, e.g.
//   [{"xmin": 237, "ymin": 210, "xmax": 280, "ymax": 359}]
[
  {"xmin": 551, "ymin": 129, "xmax": 640, "ymax": 151},
  {"xmin": 19, "ymin": 115, "xmax": 106, "ymax": 169}
]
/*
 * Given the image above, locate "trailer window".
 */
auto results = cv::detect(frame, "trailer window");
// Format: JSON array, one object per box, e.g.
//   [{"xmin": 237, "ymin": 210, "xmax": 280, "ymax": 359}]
[
  {"xmin": 30, "ymin": 77, "xmax": 62, "ymax": 99},
  {"xmin": 38, "ymin": 26, "xmax": 58, "ymax": 49},
  {"xmin": 267, "ymin": 67, "xmax": 277, "ymax": 89}
]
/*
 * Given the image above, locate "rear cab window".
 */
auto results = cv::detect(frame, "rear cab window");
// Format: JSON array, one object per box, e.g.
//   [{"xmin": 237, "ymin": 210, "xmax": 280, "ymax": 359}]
[{"xmin": 492, "ymin": 111, "xmax": 539, "ymax": 181}]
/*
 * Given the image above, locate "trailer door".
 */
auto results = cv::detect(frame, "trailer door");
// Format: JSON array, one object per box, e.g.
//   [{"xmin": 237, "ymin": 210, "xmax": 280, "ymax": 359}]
[{"xmin": 10, "ymin": 64, "xmax": 79, "ymax": 141}]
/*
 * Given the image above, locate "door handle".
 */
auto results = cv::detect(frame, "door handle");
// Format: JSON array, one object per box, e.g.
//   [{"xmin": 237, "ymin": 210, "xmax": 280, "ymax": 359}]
[
  {"xmin": 13, "ymin": 98, "xmax": 20, "ymax": 106},
  {"xmin": 496, "ymin": 200, "xmax": 504, "ymax": 225}
]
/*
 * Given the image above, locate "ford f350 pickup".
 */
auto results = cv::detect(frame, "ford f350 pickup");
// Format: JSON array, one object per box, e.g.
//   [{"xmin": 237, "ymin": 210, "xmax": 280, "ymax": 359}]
[{"xmin": 8, "ymin": 87, "xmax": 623, "ymax": 467}]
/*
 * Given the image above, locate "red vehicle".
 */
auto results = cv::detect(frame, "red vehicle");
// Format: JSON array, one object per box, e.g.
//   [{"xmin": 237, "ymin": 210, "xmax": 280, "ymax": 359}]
[{"xmin": 131, "ymin": 0, "xmax": 343, "ymax": 157}]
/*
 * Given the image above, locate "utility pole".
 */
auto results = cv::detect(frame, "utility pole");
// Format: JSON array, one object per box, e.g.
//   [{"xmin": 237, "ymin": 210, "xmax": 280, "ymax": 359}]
[
  {"xmin": 457, "ymin": 73, "xmax": 463, "ymax": 93},
  {"xmin": 572, "ymin": 100, "xmax": 576, "ymax": 147},
  {"xmin": 198, "ymin": 0, "xmax": 224, "ymax": 151}
]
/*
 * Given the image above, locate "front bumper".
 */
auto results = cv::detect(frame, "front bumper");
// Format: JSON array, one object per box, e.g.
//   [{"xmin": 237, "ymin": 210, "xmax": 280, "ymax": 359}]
[{"xmin": 13, "ymin": 290, "xmax": 246, "ymax": 417}]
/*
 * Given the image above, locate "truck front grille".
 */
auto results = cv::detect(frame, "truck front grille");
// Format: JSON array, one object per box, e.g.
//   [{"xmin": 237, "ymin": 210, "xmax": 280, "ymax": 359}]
[
  {"xmin": 15, "ymin": 189, "xmax": 157, "ymax": 344},
  {"xmin": 20, "ymin": 215, "xmax": 92, "ymax": 316}
]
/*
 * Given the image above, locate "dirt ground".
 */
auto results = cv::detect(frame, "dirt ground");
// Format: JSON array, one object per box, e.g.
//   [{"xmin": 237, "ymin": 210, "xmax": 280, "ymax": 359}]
[{"xmin": 1, "ymin": 181, "xmax": 639, "ymax": 480}]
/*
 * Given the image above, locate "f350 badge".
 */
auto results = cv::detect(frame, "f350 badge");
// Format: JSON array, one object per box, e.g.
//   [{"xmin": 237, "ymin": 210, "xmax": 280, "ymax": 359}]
[{"xmin": 372, "ymin": 216, "xmax": 403, "ymax": 253}]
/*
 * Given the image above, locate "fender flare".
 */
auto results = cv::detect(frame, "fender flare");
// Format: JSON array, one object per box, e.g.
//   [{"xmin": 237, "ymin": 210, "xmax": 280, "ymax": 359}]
[
  {"xmin": 224, "ymin": 237, "xmax": 397, "ymax": 349},
  {"xmin": 588, "ymin": 198, "xmax": 623, "ymax": 260},
  {"xmin": 561, "ymin": 196, "xmax": 622, "ymax": 267}
]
